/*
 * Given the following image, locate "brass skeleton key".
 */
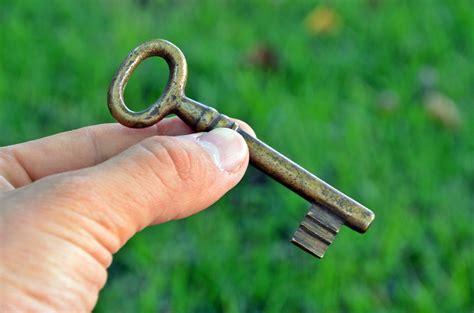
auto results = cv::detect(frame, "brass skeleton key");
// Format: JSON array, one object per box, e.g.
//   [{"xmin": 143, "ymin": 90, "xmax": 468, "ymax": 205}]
[{"xmin": 108, "ymin": 39, "xmax": 375, "ymax": 258}]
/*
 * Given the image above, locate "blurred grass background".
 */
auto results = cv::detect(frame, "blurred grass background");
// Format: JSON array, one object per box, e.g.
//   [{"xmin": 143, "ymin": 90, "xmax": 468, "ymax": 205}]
[{"xmin": 1, "ymin": 0, "xmax": 473, "ymax": 311}]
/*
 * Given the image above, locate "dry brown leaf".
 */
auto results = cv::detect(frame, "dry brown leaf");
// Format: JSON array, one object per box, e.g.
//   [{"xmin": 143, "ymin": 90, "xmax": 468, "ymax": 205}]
[
  {"xmin": 423, "ymin": 92, "xmax": 462, "ymax": 130},
  {"xmin": 305, "ymin": 5, "xmax": 342, "ymax": 35},
  {"xmin": 246, "ymin": 44, "xmax": 279, "ymax": 71}
]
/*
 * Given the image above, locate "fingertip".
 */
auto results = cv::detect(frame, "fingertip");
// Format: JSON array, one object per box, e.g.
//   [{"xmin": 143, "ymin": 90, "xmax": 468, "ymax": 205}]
[
  {"xmin": 196, "ymin": 128, "xmax": 249, "ymax": 174},
  {"xmin": 233, "ymin": 119, "xmax": 257, "ymax": 138},
  {"xmin": 155, "ymin": 116, "xmax": 255, "ymax": 137},
  {"xmin": 155, "ymin": 116, "xmax": 193, "ymax": 136}
]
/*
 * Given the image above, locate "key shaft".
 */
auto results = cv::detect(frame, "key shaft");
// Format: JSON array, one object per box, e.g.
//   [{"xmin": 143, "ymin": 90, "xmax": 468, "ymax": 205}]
[{"xmin": 177, "ymin": 97, "xmax": 374, "ymax": 233}]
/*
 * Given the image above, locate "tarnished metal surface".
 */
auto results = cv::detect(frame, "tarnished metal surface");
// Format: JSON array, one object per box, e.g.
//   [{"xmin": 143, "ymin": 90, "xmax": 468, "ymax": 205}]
[{"xmin": 108, "ymin": 39, "xmax": 375, "ymax": 258}]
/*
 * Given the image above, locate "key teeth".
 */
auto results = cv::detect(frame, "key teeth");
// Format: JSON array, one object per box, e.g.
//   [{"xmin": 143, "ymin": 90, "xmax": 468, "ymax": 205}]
[
  {"xmin": 292, "ymin": 203, "xmax": 344, "ymax": 258},
  {"xmin": 291, "ymin": 231, "xmax": 325, "ymax": 258}
]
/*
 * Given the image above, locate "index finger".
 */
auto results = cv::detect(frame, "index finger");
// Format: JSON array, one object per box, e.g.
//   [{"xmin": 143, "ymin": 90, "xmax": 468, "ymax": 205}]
[
  {"xmin": 0, "ymin": 117, "xmax": 255, "ymax": 188},
  {"xmin": 0, "ymin": 117, "xmax": 192, "ymax": 187}
]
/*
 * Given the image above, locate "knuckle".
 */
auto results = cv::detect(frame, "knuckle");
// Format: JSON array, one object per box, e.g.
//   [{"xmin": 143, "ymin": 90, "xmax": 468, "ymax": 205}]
[
  {"xmin": 233, "ymin": 119, "xmax": 256, "ymax": 137},
  {"xmin": 81, "ymin": 126, "xmax": 102, "ymax": 165},
  {"xmin": 0, "ymin": 148, "xmax": 10, "ymax": 175},
  {"xmin": 139, "ymin": 136, "xmax": 204, "ymax": 190},
  {"xmin": 0, "ymin": 147, "xmax": 27, "ymax": 184}
]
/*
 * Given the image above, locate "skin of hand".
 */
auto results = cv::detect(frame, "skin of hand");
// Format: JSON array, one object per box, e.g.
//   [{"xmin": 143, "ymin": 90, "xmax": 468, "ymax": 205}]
[{"xmin": 0, "ymin": 117, "xmax": 254, "ymax": 311}]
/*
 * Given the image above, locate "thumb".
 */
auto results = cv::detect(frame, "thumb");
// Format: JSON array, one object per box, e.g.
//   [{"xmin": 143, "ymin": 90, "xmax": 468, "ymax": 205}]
[
  {"xmin": 0, "ymin": 128, "xmax": 249, "ymax": 310},
  {"xmin": 62, "ymin": 127, "xmax": 249, "ymax": 250}
]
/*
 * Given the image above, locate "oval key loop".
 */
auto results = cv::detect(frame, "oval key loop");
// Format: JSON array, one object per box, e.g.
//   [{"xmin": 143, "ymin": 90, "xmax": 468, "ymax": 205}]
[{"xmin": 108, "ymin": 39, "xmax": 188, "ymax": 128}]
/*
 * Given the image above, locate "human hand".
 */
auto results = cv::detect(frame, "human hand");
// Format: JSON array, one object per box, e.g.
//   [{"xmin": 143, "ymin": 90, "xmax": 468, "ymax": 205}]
[{"xmin": 0, "ymin": 117, "xmax": 253, "ymax": 311}]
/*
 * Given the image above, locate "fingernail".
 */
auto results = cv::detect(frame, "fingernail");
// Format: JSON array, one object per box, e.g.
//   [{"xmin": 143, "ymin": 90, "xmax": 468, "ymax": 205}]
[{"xmin": 197, "ymin": 128, "xmax": 247, "ymax": 173}]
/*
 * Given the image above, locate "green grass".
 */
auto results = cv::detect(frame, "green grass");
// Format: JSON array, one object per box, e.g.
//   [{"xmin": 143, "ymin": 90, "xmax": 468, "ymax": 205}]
[{"xmin": 1, "ymin": 0, "xmax": 473, "ymax": 311}]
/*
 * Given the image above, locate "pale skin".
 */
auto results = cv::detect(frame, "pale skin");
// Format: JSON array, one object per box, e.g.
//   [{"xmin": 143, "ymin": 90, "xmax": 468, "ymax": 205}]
[{"xmin": 0, "ymin": 117, "xmax": 254, "ymax": 311}]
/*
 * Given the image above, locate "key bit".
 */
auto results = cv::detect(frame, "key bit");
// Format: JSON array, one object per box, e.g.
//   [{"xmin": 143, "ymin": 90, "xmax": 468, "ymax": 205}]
[
  {"xmin": 107, "ymin": 39, "xmax": 375, "ymax": 259},
  {"xmin": 292, "ymin": 203, "xmax": 343, "ymax": 258}
]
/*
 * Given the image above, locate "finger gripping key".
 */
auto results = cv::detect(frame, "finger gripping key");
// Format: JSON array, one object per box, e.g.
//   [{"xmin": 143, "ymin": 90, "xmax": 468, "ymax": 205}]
[{"xmin": 108, "ymin": 39, "xmax": 375, "ymax": 258}]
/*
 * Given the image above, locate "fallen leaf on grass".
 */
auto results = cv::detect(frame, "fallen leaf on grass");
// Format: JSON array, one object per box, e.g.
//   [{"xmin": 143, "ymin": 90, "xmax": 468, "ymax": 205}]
[
  {"xmin": 246, "ymin": 44, "xmax": 279, "ymax": 71},
  {"xmin": 423, "ymin": 92, "xmax": 462, "ymax": 130},
  {"xmin": 305, "ymin": 5, "xmax": 342, "ymax": 35}
]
